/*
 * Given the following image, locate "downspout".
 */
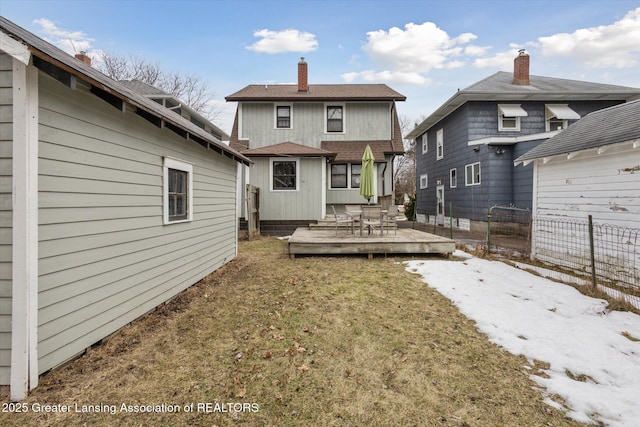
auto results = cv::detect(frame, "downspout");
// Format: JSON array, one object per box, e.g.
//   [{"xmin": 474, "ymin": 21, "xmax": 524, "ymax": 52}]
[{"xmin": 381, "ymin": 161, "xmax": 387, "ymax": 196}]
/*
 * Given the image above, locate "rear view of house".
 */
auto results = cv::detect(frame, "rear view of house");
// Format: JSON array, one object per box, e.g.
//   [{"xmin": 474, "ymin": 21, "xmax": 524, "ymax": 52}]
[
  {"xmin": 226, "ymin": 58, "xmax": 406, "ymax": 234},
  {"xmin": 0, "ymin": 17, "xmax": 249, "ymax": 400}
]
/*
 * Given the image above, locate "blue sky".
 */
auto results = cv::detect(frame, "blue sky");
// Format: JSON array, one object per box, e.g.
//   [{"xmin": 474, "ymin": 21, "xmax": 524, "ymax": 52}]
[{"xmin": 2, "ymin": 0, "xmax": 640, "ymax": 134}]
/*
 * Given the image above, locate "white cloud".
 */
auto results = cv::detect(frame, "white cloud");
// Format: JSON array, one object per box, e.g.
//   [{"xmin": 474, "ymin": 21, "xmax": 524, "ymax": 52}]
[
  {"xmin": 345, "ymin": 21, "xmax": 484, "ymax": 85},
  {"xmin": 33, "ymin": 18, "xmax": 95, "ymax": 56},
  {"xmin": 246, "ymin": 29, "xmax": 318, "ymax": 54},
  {"xmin": 473, "ymin": 49, "xmax": 519, "ymax": 70},
  {"xmin": 538, "ymin": 7, "xmax": 640, "ymax": 68},
  {"xmin": 341, "ymin": 70, "xmax": 430, "ymax": 85}
]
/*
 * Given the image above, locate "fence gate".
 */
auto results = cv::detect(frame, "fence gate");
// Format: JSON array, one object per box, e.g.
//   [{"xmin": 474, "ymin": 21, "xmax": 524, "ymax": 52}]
[{"xmin": 246, "ymin": 185, "xmax": 260, "ymax": 240}]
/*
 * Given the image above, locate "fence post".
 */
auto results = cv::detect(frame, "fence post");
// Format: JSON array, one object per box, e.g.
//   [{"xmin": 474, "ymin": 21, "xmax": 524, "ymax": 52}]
[
  {"xmin": 588, "ymin": 215, "xmax": 597, "ymax": 290},
  {"xmin": 486, "ymin": 206, "xmax": 491, "ymax": 253}
]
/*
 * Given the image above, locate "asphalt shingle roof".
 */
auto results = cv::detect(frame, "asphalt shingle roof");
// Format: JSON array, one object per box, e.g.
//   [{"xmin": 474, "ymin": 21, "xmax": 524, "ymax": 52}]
[
  {"xmin": 226, "ymin": 84, "xmax": 406, "ymax": 101},
  {"xmin": 515, "ymin": 99, "xmax": 640, "ymax": 162}
]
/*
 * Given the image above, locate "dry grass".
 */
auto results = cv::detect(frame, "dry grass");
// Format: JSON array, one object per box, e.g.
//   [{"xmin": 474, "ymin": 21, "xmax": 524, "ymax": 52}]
[{"xmin": 1, "ymin": 237, "xmax": 586, "ymax": 426}]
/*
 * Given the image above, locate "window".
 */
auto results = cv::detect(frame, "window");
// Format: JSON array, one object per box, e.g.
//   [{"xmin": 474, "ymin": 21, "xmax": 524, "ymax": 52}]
[
  {"xmin": 436, "ymin": 129, "xmax": 443, "ymax": 160},
  {"xmin": 276, "ymin": 105, "xmax": 291, "ymax": 129},
  {"xmin": 271, "ymin": 159, "xmax": 298, "ymax": 191},
  {"xmin": 450, "ymin": 168, "xmax": 457, "ymax": 188},
  {"xmin": 326, "ymin": 105, "xmax": 344, "ymax": 133},
  {"xmin": 545, "ymin": 104, "xmax": 580, "ymax": 132},
  {"xmin": 163, "ymin": 157, "xmax": 193, "ymax": 224},
  {"xmin": 418, "ymin": 134, "xmax": 428, "ymax": 154},
  {"xmin": 498, "ymin": 104, "xmax": 527, "ymax": 132},
  {"xmin": 465, "ymin": 162, "xmax": 481, "ymax": 186},
  {"xmin": 330, "ymin": 164, "xmax": 361, "ymax": 189},
  {"xmin": 331, "ymin": 164, "xmax": 347, "ymax": 188},
  {"xmin": 419, "ymin": 174, "xmax": 428, "ymax": 189}
]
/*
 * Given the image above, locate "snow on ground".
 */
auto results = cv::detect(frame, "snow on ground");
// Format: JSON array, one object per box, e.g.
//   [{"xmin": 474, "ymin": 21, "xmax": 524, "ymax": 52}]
[{"xmin": 405, "ymin": 250, "xmax": 640, "ymax": 427}]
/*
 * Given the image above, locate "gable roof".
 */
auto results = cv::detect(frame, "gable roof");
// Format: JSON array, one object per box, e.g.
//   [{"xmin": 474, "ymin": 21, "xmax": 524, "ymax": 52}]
[
  {"xmin": 0, "ymin": 16, "xmax": 248, "ymax": 165},
  {"xmin": 406, "ymin": 71, "xmax": 640, "ymax": 139},
  {"xmin": 515, "ymin": 99, "xmax": 640, "ymax": 164},
  {"xmin": 226, "ymin": 84, "xmax": 406, "ymax": 102}
]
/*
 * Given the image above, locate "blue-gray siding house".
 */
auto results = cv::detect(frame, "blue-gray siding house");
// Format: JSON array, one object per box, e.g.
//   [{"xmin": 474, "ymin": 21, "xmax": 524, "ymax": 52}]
[{"xmin": 406, "ymin": 51, "xmax": 640, "ymax": 231}]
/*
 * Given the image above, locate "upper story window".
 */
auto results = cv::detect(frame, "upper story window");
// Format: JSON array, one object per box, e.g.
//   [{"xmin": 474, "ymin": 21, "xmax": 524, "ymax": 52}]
[
  {"xmin": 545, "ymin": 104, "xmax": 580, "ymax": 132},
  {"xmin": 498, "ymin": 104, "xmax": 527, "ymax": 132},
  {"xmin": 276, "ymin": 105, "xmax": 292, "ymax": 129},
  {"xmin": 326, "ymin": 105, "xmax": 344, "ymax": 133},
  {"xmin": 418, "ymin": 134, "xmax": 428, "ymax": 154},
  {"xmin": 271, "ymin": 159, "xmax": 298, "ymax": 191},
  {"xmin": 163, "ymin": 157, "xmax": 193, "ymax": 224},
  {"xmin": 436, "ymin": 129, "xmax": 444, "ymax": 160}
]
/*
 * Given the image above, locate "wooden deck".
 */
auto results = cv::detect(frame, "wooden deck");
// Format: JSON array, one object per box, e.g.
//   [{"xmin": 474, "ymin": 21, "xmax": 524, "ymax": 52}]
[{"xmin": 288, "ymin": 227, "xmax": 456, "ymax": 259}]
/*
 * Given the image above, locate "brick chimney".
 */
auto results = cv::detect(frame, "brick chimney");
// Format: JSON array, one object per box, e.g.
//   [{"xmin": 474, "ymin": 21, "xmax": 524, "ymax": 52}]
[
  {"xmin": 75, "ymin": 51, "xmax": 91, "ymax": 66},
  {"xmin": 512, "ymin": 49, "xmax": 529, "ymax": 85},
  {"xmin": 298, "ymin": 57, "xmax": 308, "ymax": 93}
]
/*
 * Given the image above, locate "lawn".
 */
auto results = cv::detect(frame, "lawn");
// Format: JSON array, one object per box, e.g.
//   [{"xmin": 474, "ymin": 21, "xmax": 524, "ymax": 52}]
[{"xmin": 0, "ymin": 237, "xmax": 585, "ymax": 426}]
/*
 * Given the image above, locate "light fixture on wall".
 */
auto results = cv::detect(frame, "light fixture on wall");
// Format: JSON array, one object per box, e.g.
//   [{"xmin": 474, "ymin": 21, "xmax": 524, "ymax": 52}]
[
  {"xmin": 496, "ymin": 148, "xmax": 506, "ymax": 155},
  {"xmin": 473, "ymin": 146, "xmax": 480, "ymax": 152}
]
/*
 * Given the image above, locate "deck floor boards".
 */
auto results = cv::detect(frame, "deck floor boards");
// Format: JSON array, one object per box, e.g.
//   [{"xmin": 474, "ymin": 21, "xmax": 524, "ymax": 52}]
[{"xmin": 288, "ymin": 227, "xmax": 455, "ymax": 259}]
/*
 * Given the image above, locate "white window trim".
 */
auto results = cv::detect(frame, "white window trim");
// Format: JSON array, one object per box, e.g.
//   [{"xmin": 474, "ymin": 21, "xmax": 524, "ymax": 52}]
[
  {"xmin": 465, "ymin": 162, "xmax": 481, "ymax": 186},
  {"xmin": 270, "ymin": 157, "xmax": 300, "ymax": 192},
  {"xmin": 450, "ymin": 168, "xmax": 457, "ymax": 188},
  {"xmin": 324, "ymin": 102, "xmax": 346, "ymax": 134},
  {"xmin": 545, "ymin": 104, "xmax": 579, "ymax": 132},
  {"xmin": 163, "ymin": 157, "xmax": 194, "ymax": 224},
  {"xmin": 420, "ymin": 134, "xmax": 428, "ymax": 154},
  {"xmin": 498, "ymin": 104, "xmax": 527, "ymax": 132},
  {"xmin": 274, "ymin": 103, "xmax": 293, "ymax": 129},
  {"xmin": 419, "ymin": 173, "xmax": 428, "ymax": 189},
  {"xmin": 436, "ymin": 129, "xmax": 443, "ymax": 160}
]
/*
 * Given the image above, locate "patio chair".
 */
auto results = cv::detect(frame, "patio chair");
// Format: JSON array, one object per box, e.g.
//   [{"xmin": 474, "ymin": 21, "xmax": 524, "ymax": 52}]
[
  {"xmin": 361, "ymin": 205, "xmax": 383, "ymax": 237},
  {"xmin": 383, "ymin": 205, "xmax": 399, "ymax": 235},
  {"xmin": 331, "ymin": 205, "xmax": 354, "ymax": 236}
]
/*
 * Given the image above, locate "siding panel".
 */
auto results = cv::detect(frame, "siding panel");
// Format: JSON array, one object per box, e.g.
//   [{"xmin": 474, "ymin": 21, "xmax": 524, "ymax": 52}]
[
  {"xmin": 0, "ymin": 52, "xmax": 12, "ymax": 385},
  {"xmin": 36, "ymin": 70, "xmax": 238, "ymax": 373}
]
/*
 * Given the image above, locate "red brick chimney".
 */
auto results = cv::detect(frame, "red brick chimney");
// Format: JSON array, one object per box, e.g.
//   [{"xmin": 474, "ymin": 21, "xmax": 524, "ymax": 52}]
[
  {"xmin": 298, "ymin": 57, "xmax": 308, "ymax": 93},
  {"xmin": 512, "ymin": 49, "xmax": 529, "ymax": 85},
  {"xmin": 75, "ymin": 51, "xmax": 91, "ymax": 66}
]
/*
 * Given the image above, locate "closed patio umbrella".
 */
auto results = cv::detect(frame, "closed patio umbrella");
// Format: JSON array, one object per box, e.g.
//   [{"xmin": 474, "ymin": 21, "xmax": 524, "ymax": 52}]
[{"xmin": 360, "ymin": 144, "xmax": 375, "ymax": 204}]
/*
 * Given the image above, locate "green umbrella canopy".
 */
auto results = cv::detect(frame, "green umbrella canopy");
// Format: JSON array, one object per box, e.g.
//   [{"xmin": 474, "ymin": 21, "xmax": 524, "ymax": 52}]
[{"xmin": 360, "ymin": 144, "xmax": 375, "ymax": 203}]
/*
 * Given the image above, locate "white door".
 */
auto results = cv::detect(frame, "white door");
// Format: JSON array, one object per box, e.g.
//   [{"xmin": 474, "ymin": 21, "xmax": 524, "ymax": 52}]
[{"xmin": 436, "ymin": 184, "xmax": 445, "ymax": 226}]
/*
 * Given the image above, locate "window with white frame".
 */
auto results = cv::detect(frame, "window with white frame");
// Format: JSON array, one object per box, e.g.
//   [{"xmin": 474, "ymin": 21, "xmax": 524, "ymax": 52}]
[
  {"xmin": 419, "ymin": 134, "xmax": 428, "ymax": 154},
  {"xmin": 271, "ymin": 159, "xmax": 298, "ymax": 191},
  {"xmin": 330, "ymin": 163, "xmax": 361, "ymax": 189},
  {"xmin": 419, "ymin": 173, "xmax": 428, "ymax": 189},
  {"xmin": 275, "ymin": 104, "xmax": 292, "ymax": 129},
  {"xmin": 465, "ymin": 162, "xmax": 481, "ymax": 186},
  {"xmin": 498, "ymin": 104, "xmax": 527, "ymax": 132},
  {"xmin": 450, "ymin": 168, "xmax": 457, "ymax": 188},
  {"xmin": 436, "ymin": 129, "xmax": 443, "ymax": 160},
  {"xmin": 326, "ymin": 104, "xmax": 344, "ymax": 133},
  {"xmin": 163, "ymin": 157, "xmax": 193, "ymax": 224},
  {"xmin": 545, "ymin": 104, "xmax": 580, "ymax": 132}
]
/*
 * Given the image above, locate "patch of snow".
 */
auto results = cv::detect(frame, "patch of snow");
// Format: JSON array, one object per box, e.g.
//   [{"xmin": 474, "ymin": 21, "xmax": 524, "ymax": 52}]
[{"xmin": 405, "ymin": 254, "xmax": 640, "ymax": 427}]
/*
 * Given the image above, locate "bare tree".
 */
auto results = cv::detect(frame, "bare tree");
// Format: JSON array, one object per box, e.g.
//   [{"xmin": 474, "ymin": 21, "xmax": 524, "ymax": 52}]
[
  {"xmin": 394, "ymin": 114, "xmax": 426, "ymax": 204},
  {"xmin": 96, "ymin": 52, "xmax": 219, "ymax": 122}
]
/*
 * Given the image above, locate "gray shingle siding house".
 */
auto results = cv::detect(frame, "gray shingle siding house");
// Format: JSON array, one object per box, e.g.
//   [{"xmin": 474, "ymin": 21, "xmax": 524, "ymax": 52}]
[
  {"xmin": 0, "ymin": 17, "xmax": 249, "ymax": 400},
  {"xmin": 406, "ymin": 51, "xmax": 640, "ymax": 231}
]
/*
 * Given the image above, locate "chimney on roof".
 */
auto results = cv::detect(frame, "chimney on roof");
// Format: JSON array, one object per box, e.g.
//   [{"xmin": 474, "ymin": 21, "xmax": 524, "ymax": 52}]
[
  {"xmin": 512, "ymin": 49, "xmax": 529, "ymax": 86},
  {"xmin": 298, "ymin": 57, "xmax": 308, "ymax": 93},
  {"xmin": 75, "ymin": 51, "xmax": 91, "ymax": 66}
]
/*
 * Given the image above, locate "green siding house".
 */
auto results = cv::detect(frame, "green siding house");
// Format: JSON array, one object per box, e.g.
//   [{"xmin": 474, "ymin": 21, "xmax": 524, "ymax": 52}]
[
  {"xmin": 0, "ymin": 17, "xmax": 249, "ymax": 400},
  {"xmin": 226, "ymin": 58, "xmax": 406, "ymax": 234}
]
